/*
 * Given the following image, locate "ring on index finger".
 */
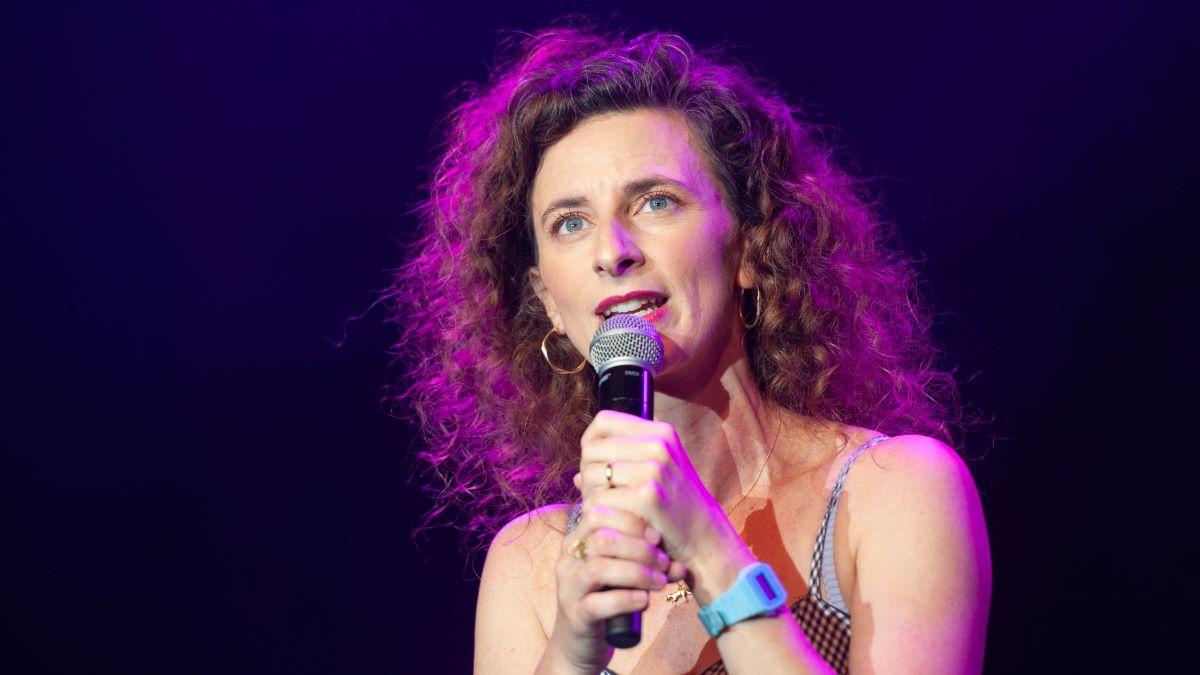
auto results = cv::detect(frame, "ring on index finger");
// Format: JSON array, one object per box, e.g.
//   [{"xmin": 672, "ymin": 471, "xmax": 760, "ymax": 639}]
[{"xmin": 605, "ymin": 461, "xmax": 615, "ymax": 489}]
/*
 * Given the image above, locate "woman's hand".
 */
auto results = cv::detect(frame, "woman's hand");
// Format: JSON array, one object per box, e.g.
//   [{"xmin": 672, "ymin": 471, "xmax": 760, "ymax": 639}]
[
  {"xmin": 574, "ymin": 410, "xmax": 755, "ymax": 603},
  {"xmin": 545, "ymin": 504, "xmax": 682, "ymax": 673}
]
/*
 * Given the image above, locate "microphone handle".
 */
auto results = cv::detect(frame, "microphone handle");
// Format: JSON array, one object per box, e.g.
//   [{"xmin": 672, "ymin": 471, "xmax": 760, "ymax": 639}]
[{"xmin": 597, "ymin": 364, "xmax": 653, "ymax": 649}]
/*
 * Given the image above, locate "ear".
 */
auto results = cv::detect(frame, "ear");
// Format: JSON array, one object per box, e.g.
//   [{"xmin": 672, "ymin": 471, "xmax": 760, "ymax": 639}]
[
  {"xmin": 734, "ymin": 235, "xmax": 756, "ymax": 290},
  {"xmin": 528, "ymin": 267, "xmax": 562, "ymax": 329}
]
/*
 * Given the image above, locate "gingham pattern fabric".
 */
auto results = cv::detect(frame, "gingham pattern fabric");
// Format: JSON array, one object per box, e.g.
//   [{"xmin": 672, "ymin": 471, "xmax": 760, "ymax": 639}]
[{"xmin": 571, "ymin": 434, "xmax": 891, "ymax": 675}]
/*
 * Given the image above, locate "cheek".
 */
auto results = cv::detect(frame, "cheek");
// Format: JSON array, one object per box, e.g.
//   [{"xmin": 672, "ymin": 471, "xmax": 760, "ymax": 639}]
[
  {"xmin": 686, "ymin": 236, "xmax": 736, "ymax": 282},
  {"xmin": 540, "ymin": 261, "xmax": 593, "ymax": 339},
  {"xmin": 544, "ymin": 268, "xmax": 584, "ymax": 312}
]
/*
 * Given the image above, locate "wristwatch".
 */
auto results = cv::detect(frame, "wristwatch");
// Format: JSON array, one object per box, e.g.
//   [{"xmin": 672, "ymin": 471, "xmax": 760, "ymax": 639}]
[{"xmin": 697, "ymin": 562, "xmax": 788, "ymax": 638}]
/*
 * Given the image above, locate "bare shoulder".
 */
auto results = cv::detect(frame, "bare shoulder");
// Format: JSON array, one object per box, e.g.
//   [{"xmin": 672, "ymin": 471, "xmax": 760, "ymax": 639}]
[
  {"xmin": 844, "ymin": 433, "xmax": 979, "ymax": 510},
  {"xmin": 489, "ymin": 503, "xmax": 572, "ymax": 552},
  {"xmin": 840, "ymin": 433, "xmax": 986, "ymax": 558},
  {"xmin": 481, "ymin": 503, "xmax": 571, "ymax": 589}
]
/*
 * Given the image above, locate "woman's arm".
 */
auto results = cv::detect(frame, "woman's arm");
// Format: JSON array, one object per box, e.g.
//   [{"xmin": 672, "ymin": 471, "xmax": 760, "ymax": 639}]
[
  {"xmin": 843, "ymin": 435, "xmax": 992, "ymax": 674},
  {"xmin": 475, "ymin": 506, "xmax": 562, "ymax": 674}
]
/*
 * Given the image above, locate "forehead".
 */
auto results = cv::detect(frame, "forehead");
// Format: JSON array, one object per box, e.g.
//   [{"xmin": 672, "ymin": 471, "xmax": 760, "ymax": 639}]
[{"xmin": 531, "ymin": 109, "xmax": 715, "ymax": 206}]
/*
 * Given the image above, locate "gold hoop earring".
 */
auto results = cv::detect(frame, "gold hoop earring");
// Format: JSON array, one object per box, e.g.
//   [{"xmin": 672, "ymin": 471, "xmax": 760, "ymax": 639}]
[
  {"xmin": 739, "ymin": 287, "xmax": 763, "ymax": 329},
  {"xmin": 540, "ymin": 327, "xmax": 587, "ymax": 375}
]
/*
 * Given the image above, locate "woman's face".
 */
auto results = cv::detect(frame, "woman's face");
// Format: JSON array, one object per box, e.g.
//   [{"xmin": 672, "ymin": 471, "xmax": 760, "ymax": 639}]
[{"xmin": 528, "ymin": 109, "xmax": 749, "ymax": 379}]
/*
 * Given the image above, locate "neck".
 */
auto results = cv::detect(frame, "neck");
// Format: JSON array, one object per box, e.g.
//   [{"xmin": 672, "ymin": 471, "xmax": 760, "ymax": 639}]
[{"xmin": 651, "ymin": 327, "xmax": 819, "ymax": 510}]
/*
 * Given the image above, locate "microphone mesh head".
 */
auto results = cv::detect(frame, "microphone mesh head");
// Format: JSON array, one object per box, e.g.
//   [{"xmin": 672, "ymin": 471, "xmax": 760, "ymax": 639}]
[{"xmin": 588, "ymin": 314, "xmax": 665, "ymax": 375}]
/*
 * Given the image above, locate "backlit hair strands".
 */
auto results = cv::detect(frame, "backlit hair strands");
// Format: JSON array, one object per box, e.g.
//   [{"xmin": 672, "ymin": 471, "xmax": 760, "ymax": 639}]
[{"xmin": 388, "ymin": 25, "xmax": 960, "ymax": 552}]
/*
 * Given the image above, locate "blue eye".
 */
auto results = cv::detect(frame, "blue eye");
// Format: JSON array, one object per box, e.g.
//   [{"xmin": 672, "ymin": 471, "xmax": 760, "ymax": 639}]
[
  {"xmin": 558, "ymin": 215, "xmax": 586, "ymax": 233},
  {"xmin": 643, "ymin": 195, "xmax": 674, "ymax": 212}
]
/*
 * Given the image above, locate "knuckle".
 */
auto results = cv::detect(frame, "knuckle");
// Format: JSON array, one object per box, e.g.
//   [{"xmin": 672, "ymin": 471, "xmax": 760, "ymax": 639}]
[
  {"xmin": 615, "ymin": 510, "xmax": 637, "ymax": 532},
  {"xmin": 637, "ymin": 481, "xmax": 664, "ymax": 507},
  {"xmin": 596, "ymin": 527, "xmax": 617, "ymax": 546},
  {"xmin": 588, "ymin": 530, "xmax": 608, "ymax": 554},
  {"xmin": 647, "ymin": 460, "xmax": 665, "ymax": 481},
  {"xmin": 636, "ymin": 481, "xmax": 654, "ymax": 500}
]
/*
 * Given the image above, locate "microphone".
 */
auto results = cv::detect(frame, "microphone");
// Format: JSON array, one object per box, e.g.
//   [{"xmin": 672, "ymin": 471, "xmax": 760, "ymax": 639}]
[{"xmin": 588, "ymin": 314, "xmax": 665, "ymax": 649}]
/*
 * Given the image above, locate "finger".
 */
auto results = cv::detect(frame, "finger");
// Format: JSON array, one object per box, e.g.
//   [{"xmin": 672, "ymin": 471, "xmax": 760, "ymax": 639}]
[
  {"xmin": 578, "ymin": 588, "xmax": 651, "ymax": 621},
  {"xmin": 571, "ymin": 503, "xmax": 650, "ymax": 541},
  {"xmin": 556, "ymin": 554, "xmax": 667, "ymax": 605},
  {"xmin": 582, "ymin": 528, "xmax": 671, "ymax": 572},
  {"xmin": 582, "ymin": 410, "xmax": 676, "ymax": 445},
  {"xmin": 579, "ymin": 436, "xmax": 671, "ymax": 465},
  {"xmin": 576, "ymin": 557, "xmax": 668, "ymax": 592},
  {"xmin": 579, "ymin": 458, "xmax": 667, "ymax": 492},
  {"xmin": 586, "ymin": 484, "xmax": 663, "ymax": 522}
]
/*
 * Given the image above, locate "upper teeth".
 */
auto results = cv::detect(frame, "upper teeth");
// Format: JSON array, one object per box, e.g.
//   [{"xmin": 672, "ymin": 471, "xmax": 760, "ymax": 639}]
[{"xmin": 603, "ymin": 298, "xmax": 663, "ymax": 318}]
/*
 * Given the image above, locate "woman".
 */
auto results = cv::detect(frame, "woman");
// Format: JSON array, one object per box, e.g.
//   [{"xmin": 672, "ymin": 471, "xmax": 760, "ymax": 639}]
[{"xmin": 394, "ymin": 25, "xmax": 990, "ymax": 674}]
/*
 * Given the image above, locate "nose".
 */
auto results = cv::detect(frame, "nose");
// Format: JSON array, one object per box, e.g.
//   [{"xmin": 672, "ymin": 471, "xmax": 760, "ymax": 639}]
[{"xmin": 592, "ymin": 218, "xmax": 644, "ymax": 277}]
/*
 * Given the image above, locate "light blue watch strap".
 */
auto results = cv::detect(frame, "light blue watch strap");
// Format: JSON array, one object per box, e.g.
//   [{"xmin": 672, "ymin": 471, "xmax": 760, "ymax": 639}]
[{"xmin": 697, "ymin": 562, "xmax": 787, "ymax": 638}]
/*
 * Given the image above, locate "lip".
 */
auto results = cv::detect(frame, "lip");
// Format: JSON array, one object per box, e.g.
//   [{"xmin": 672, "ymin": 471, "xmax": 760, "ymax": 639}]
[{"xmin": 594, "ymin": 290, "xmax": 669, "ymax": 316}]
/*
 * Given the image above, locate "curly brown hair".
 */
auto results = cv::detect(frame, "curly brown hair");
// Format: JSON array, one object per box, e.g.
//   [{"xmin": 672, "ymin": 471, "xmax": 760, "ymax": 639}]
[{"xmin": 389, "ymin": 25, "xmax": 959, "ymax": 551}]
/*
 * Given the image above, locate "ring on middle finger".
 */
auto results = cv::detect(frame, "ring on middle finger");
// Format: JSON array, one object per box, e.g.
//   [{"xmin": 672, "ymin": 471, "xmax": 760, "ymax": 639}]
[
  {"xmin": 605, "ymin": 461, "xmax": 615, "ymax": 489},
  {"xmin": 569, "ymin": 536, "xmax": 588, "ymax": 560}
]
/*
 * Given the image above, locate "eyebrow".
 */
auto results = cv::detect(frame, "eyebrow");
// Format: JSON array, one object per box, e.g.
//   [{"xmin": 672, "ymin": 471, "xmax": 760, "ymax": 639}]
[{"xmin": 538, "ymin": 175, "xmax": 689, "ymax": 225}]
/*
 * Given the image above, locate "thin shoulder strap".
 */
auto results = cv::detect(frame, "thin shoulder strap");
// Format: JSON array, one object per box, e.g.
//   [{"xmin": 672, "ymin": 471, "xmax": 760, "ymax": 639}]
[
  {"xmin": 809, "ymin": 434, "xmax": 890, "ymax": 615},
  {"xmin": 565, "ymin": 502, "xmax": 583, "ymax": 534}
]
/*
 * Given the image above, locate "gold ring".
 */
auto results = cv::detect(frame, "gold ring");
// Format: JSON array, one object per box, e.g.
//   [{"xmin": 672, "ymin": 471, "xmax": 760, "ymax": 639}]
[
  {"xmin": 569, "ymin": 537, "xmax": 588, "ymax": 560},
  {"xmin": 605, "ymin": 461, "xmax": 615, "ymax": 489}
]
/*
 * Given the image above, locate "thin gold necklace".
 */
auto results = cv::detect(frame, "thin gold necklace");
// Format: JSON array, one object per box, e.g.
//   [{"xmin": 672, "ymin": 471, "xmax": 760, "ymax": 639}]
[
  {"xmin": 722, "ymin": 417, "xmax": 783, "ymax": 518},
  {"xmin": 666, "ymin": 417, "xmax": 782, "ymax": 608}
]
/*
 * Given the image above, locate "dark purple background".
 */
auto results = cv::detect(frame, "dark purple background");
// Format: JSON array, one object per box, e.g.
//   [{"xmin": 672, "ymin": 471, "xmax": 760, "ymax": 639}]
[{"xmin": 7, "ymin": 2, "xmax": 1193, "ymax": 672}]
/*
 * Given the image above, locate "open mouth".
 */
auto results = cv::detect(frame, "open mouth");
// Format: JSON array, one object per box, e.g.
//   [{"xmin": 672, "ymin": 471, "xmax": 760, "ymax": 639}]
[{"xmin": 601, "ymin": 297, "xmax": 667, "ymax": 319}]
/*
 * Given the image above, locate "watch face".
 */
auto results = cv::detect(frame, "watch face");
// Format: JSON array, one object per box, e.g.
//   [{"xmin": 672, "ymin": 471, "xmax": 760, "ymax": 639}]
[{"xmin": 752, "ymin": 570, "xmax": 781, "ymax": 602}]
